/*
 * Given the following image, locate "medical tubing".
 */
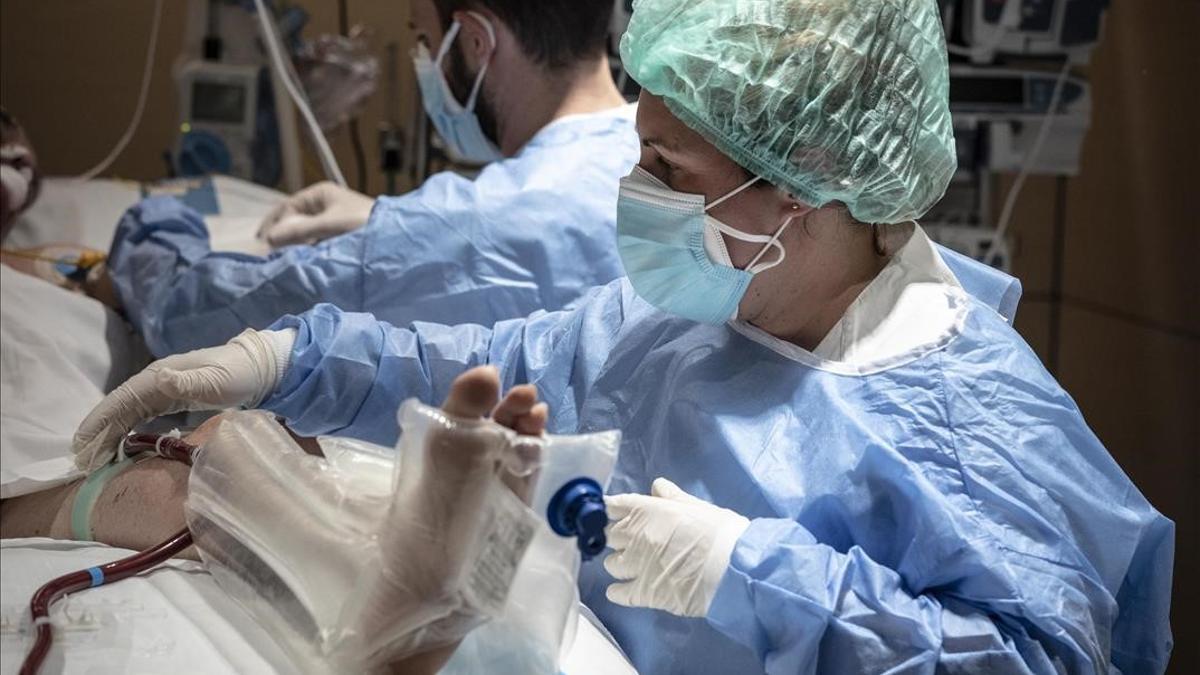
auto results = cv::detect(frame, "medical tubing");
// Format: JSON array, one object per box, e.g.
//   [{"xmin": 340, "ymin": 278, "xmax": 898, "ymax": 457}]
[
  {"xmin": 75, "ymin": 0, "xmax": 164, "ymax": 181},
  {"xmin": 252, "ymin": 0, "xmax": 347, "ymax": 187},
  {"xmin": 124, "ymin": 433, "xmax": 203, "ymax": 464},
  {"xmin": 986, "ymin": 60, "xmax": 1073, "ymax": 266},
  {"xmin": 0, "ymin": 249, "xmax": 106, "ymax": 269},
  {"xmin": 19, "ymin": 528, "xmax": 194, "ymax": 675},
  {"xmin": 336, "ymin": 0, "xmax": 368, "ymax": 192},
  {"xmin": 19, "ymin": 435, "xmax": 198, "ymax": 675}
]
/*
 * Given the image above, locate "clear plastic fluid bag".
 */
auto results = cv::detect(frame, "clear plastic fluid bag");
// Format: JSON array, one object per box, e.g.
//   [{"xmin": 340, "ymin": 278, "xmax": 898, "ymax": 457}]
[
  {"xmin": 185, "ymin": 403, "xmax": 619, "ymax": 673},
  {"xmin": 296, "ymin": 27, "xmax": 379, "ymax": 132}
]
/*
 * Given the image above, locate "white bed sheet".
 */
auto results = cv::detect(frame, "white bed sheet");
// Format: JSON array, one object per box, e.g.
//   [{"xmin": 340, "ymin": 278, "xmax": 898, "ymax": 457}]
[
  {"xmin": 0, "ymin": 538, "xmax": 307, "ymax": 674},
  {"xmin": 0, "ymin": 266, "xmax": 147, "ymax": 498},
  {"xmin": 0, "ymin": 538, "xmax": 637, "ymax": 675},
  {"xmin": 5, "ymin": 176, "xmax": 284, "ymax": 252},
  {"xmin": 1, "ymin": 176, "xmax": 284, "ymax": 498}
]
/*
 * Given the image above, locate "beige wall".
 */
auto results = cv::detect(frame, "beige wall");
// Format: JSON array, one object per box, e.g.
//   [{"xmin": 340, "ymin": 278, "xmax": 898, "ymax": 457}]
[
  {"xmin": 1003, "ymin": 1, "xmax": 1199, "ymax": 671},
  {"xmin": 0, "ymin": 0, "xmax": 416, "ymax": 195},
  {"xmin": 3, "ymin": 0, "xmax": 1197, "ymax": 670}
]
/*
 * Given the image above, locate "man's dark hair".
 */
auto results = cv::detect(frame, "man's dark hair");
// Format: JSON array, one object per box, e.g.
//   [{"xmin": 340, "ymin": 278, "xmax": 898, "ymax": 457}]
[{"xmin": 434, "ymin": 0, "xmax": 613, "ymax": 70}]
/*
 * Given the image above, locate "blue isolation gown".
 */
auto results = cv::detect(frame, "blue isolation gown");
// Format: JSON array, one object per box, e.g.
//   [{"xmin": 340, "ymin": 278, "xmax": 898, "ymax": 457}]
[
  {"xmin": 106, "ymin": 105, "xmax": 639, "ymax": 356},
  {"xmin": 255, "ymin": 236, "xmax": 1172, "ymax": 674}
]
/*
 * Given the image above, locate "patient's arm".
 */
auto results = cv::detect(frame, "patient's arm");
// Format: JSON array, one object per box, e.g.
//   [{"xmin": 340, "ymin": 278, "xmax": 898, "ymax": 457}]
[
  {"xmin": 0, "ymin": 367, "xmax": 547, "ymax": 675},
  {"xmin": 0, "ymin": 437, "xmax": 196, "ymax": 553}
]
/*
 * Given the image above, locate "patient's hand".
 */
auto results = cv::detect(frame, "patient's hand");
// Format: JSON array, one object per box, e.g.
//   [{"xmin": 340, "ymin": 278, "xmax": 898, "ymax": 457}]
[
  {"xmin": 82, "ymin": 262, "xmax": 122, "ymax": 311},
  {"xmin": 368, "ymin": 366, "xmax": 548, "ymax": 673},
  {"xmin": 0, "ymin": 246, "xmax": 120, "ymax": 314},
  {"xmin": 0, "ymin": 245, "xmax": 97, "ymax": 292}
]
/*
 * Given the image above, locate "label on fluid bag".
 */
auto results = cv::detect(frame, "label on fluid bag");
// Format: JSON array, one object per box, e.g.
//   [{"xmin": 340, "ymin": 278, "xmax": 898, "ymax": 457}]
[{"xmin": 464, "ymin": 486, "xmax": 538, "ymax": 615}]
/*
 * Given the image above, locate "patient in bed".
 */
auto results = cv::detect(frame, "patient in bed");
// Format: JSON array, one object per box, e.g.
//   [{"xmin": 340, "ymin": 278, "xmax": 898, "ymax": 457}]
[
  {"xmin": 0, "ymin": 366, "xmax": 548, "ymax": 674},
  {"xmin": 0, "ymin": 107, "xmax": 119, "ymax": 304},
  {"xmin": 1, "ymin": 106, "xmax": 41, "ymax": 238}
]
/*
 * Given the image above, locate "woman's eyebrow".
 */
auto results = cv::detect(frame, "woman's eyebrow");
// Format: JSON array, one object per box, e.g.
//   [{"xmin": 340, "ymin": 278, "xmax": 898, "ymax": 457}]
[
  {"xmin": 639, "ymin": 136, "xmax": 692, "ymax": 164},
  {"xmin": 635, "ymin": 124, "xmax": 680, "ymax": 151},
  {"xmin": 640, "ymin": 136, "xmax": 675, "ymax": 151}
]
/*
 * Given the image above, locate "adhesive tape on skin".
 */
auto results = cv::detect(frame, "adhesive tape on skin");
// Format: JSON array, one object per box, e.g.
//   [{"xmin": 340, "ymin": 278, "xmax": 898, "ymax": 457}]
[{"xmin": 70, "ymin": 455, "xmax": 145, "ymax": 541}]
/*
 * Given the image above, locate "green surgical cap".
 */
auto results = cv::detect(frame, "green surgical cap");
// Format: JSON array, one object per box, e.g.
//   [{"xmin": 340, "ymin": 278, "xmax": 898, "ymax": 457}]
[{"xmin": 620, "ymin": 0, "xmax": 956, "ymax": 224}]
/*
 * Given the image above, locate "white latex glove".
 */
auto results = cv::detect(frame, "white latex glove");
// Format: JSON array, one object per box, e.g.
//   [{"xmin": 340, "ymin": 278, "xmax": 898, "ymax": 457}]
[
  {"xmin": 72, "ymin": 329, "xmax": 296, "ymax": 472},
  {"xmin": 257, "ymin": 181, "xmax": 375, "ymax": 247},
  {"xmin": 604, "ymin": 478, "xmax": 751, "ymax": 618}
]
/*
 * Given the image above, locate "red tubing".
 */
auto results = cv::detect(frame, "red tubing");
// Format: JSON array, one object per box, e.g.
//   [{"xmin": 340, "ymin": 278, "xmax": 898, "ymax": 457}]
[
  {"xmin": 124, "ymin": 433, "xmax": 198, "ymax": 465},
  {"xmin": 20, "ymin": 434, "xmax": 198, "ymax": 675}
]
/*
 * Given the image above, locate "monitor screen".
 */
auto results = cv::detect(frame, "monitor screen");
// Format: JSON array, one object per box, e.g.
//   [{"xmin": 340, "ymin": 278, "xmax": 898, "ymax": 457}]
[
  {"xmin": 191, "ymin": 81, "xmax": 247, "ymax": 124},
  {"xmin": 949, "ymin": 76, "xmax": 1025, "ymax": 107}
]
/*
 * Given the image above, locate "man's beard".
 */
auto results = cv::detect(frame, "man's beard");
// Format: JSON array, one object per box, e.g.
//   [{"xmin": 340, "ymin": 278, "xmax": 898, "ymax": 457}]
[{"xmin": 447, "ymin": 45, "xmax": 500, "ymax": 148}]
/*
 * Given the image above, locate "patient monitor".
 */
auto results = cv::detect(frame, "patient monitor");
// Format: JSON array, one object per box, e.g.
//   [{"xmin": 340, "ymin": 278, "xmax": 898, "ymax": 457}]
[{"xmin": 175, "ymin": 60, "xmax": 259, "ymax": 179}]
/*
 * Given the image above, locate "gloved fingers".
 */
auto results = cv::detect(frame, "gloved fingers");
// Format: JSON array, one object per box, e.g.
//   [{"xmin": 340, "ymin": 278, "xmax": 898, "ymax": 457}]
[
  {"xmin": 256, "ymin": 196, "xmax": 306, "ymax": 238},
  {"xmin": 262, "ymin": 215, "xmax": 347, "ymax": 247},
  {"xmin": 603, "ymin": 495, "xmax": 658, "ymax": 550},
  {"xmin": 604, "ymin": 516, "xmax": 638, "ymax": 551},
  {"xmin": 72, "ymin": 369, "xmax": 183, "ymax": 471},
  {"xmin": 650, "ymin": 477, "xmax": 708, "ymax": 506},
  {"xmin": 72, "ymin": 427, "xmax": 121, "ymax": 472},
  {"xmin": 602, "ymin": 492, "xmax": 655, "ymax": 521},
  {"xmin": 257, "ymin": 182, "xmax": 335, "ymax": 239},
  {"xmin": 257, "ymin": 202, "xmax": 289, "ymax": 237},
  {"xmin": 157, "ymin": 367, "xmax": 236, "ymax": 409},
  {"xmin": 602, "ymin": 550, "xmax": 638, "ymax": 580},
  {"xmin": 605, "ymin": 581, "xmax": 646, "ymax": 609},
  {"xmin": 259, "ymin": 215, "xmax": 310, "ymax": 247}
]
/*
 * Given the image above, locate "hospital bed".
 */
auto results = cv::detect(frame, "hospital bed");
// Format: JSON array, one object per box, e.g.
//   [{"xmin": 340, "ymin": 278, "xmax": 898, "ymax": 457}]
[{"xmin": 0, "ymin": 176, "xmax": 636, "ymax": 674}]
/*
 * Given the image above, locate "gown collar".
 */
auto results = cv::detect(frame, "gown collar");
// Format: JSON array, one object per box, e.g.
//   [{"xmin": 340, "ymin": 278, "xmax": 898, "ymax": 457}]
[
  {"xmin": 520, "ymin": 103, "xmax": 638, "ymax": 153},
  {"xmin": 728, "ymin": 224, "xmax": 969, "ymax": 376}
]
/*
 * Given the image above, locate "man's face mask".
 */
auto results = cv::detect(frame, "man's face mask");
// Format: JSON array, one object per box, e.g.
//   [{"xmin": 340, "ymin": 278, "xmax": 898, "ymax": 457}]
[{"xmin": 411, "ymin": 12, "xmax": 504, "ymax": 164}]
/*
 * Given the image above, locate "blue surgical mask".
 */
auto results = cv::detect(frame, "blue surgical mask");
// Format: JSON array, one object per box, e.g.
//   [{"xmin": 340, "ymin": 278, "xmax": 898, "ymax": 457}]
[
  {"xmin": 616, "ymin": 166, "xmax": 794, "ymax": 324},
  {"xmin": 412, "ymin": 13, "xmax": 503, "ymax": 164}
]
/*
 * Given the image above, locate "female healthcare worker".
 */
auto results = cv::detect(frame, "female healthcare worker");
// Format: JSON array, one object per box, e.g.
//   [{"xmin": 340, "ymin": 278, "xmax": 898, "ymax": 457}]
[{"xmin": 73, "ymin": 1, "xmax": 1173, "ymax": 673}]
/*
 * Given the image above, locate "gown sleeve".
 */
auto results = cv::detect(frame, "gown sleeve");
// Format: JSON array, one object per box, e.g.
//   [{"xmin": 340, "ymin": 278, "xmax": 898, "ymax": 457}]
[
  {"xmin": 258, "ymin": 280, "xmax": 631, "ymax": 446},
  {"xmin": 107, "ymin": 196, "xmax": 368, "ymax": 356},
  {"xmin": 707, "ymin": 510, "xmax": 1172, "ymax": 675}
]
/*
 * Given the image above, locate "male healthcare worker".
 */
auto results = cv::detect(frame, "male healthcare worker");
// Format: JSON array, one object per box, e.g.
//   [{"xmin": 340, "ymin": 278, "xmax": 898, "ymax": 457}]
[
  {"xmin": 75, "ymin": 1, "xmax": 1173, "ymax": 673},
  {"xmin": 103, "ymin": 0, "xmax": 637, "ymax": 356}
]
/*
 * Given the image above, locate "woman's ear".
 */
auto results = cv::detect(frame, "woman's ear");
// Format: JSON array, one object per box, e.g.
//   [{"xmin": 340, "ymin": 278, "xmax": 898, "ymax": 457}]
[{"xmin": 781, "ymin": 193, "xmax": 815, "ymax": 220}]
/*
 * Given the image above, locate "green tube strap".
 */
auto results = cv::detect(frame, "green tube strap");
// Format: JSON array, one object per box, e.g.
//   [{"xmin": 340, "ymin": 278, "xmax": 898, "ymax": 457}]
[{"xmin": 70, "ymin": 456, "xmax": 140, "ymax": 541}]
